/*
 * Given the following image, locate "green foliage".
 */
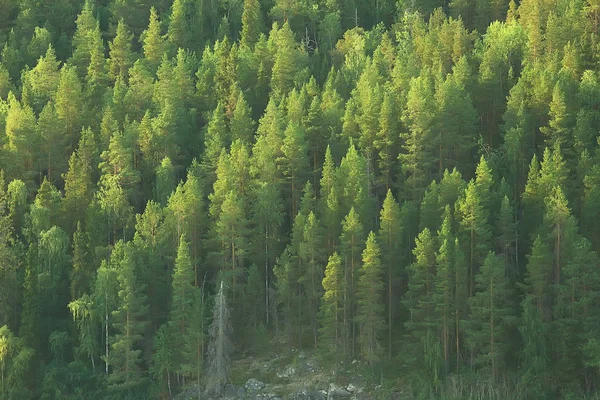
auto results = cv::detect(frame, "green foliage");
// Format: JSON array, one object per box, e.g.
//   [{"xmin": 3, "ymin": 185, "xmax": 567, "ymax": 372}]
[{"xmin": 1, "ymin": 1, "xmax": 600, "ymax": 397}]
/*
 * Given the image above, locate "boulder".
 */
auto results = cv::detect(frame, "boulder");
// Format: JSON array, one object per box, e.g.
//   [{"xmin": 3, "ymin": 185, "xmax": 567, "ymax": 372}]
[
  {"xmin": 345, "ymin": 383, "xmax": 364, "ymax": 394},
  {"xmin": 245, "ymin": 378, "xmax": 266, "ymax": 394},
  {"xmin": 276, "ymin": 365, "xmax": 296, "ymax": 379},
  {"xmin": 222, "ymin": 383, "xmax": 246, "ymax": 399},
  {"xmin": 328, "ymin": 383, "xmax": 351, "ymax": 399},
  {"xmin": 292, "ymin": 388, "xmax": 327, "ymax": 400}
]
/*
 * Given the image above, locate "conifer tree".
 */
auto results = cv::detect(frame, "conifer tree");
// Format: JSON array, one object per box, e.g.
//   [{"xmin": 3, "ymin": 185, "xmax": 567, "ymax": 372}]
[
  {"xmin": 374, "ymin": 91, "xmax": 399, "ymax": 189},
  {"xmin": 299, "ymin": 211, "xmax": 324, "ymax": 348},
  {"xmin": 435, "ymin": 206, "xmax": 454, "ymax": 372},
  {"xmin": 167, "ymin": 0, "xmax": 192, "ymax": 50},
  {"xmin": 107, "ymin": 242, "xmax": 149, "ymax": 391},
  {"xmin": 151, "ymin": 323, "xmax": 174, "ymax": 397},
  {"xmin": 70, "ymin": 222, "xmax": 92, "ymax": 300},
  {"xmin": 271, "ymin": 22, "xmax": 305, "ymax": 95},
  {"xmin": 109, "ymin": 19, "xmax": 135, "ymax": 82},
  {"xmin": 143, "ymin": 7, "xmax": 168, "ymax": 72},
  {"xmin": 215, "ymin": 191, "xmax": 249, "ymax": 298},
  {"xmin": 241, "ymin": 0, "xmax": 263, "ymax": 48},
  {"xmin": 404, "ymin": 228, "xmax": 441, "ymax": 383},
  {"xmin": 466, "ymin": 252, "xmax": 513, "ymax": 380},
  {"xmin": 277, "ymin": 121, "xmax": 309, "ymax": 216},
  {"xmin": 155, "ymin": 157, "xmax": 176, "ymax": 206},
  {"xmin": 318, "ymin": 252, "xmax": 344, "ymax": 365},
  {"xmin": 55, "ymin": 64, "xmax": 84, "ymax": 151},
  {"xmin": 456, "ymin": 180, "xmax": 492, "ymax": 297},
  {"xmin": 169, "ymin": 236, "xmax": 195, "ymax": 383},
  {"xmin": 378, "ymin": 189, "xmax": 402, "ymax": 357},
  {"xmin": 356, "ymin": 231, "xmax": 385, "ymax": 366},
  {"xmin": 400, "ymin": 74, "xmax": 436, "ymax": 201},
  {"xmin": 70, "ymin": 1, "xmax": 97, "ymax": 77},
  {"xmin": 230, "ymin": 91, "xmax": 255, "ymax": 144},
  {"xmin": 180, "ymin": 288, "xmax": 204, "ymax": 391},
  {"xmin": 203, "ymin": 103, "xmax": 228, "ymax": 183}
]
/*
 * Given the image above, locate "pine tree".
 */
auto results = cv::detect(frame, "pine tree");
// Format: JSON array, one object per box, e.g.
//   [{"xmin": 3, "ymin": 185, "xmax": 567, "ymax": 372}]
[
  {"xmin": 456, "ymin": 180, "xmax": 492, "ymax": 297},
  {"xmin": 155, "ymin": 157, "xmax": 176, "ymax": 206},
  {"xmin": 435, "ymin": 206, "xmax": 454, "ymax": 372},
  {"xmin": 70, "ymin": 1, "xmax": 97, "ymax": 77},
  {"xmin": 277, "ymin": 121, "xmax": 308, "ymax": 216},
  {"xmin": 55, "ymin": 64, "xmax": 84, "ymax": 152},
  {"xmin": 374, "ymin": 90, "xmax": 399, "ymax": 189},
  {"xmin": 542, "ymin": 185, "xmax": 577, "ymax": 287},
  {"xmin": 340, "ymin": 206, "xmax": 365, "ymax": 359},
  {"xmin": 378, "ymin": 189, "xmax": 402, "ymax": 357},
  {"xmin": 109, "ymin": 19, "xmax": 135, "ymax": 82},
  {"xmin": 180, "ymin": 288, "xmax": 205, "ymax": 391},
  {"xmin": 107, "ymin": 241, "xmax": 149, "ymax": 391},
  {"xmin": 169, "ymin": 236, "xmax": 195, "ymax": 383},
  {"xmin": 151, "ymin": 323, "xmax": 174, "ymax": 397},
  {"xmin": 167, "ymin": 0, "xmax": 192, "ymax": 50},
  {"xmin": 298, "ymin": 211, "xmax": 324, "ymax": 348},
  {"xmin": 37, "ymin": 102, "xmax": 66, "ymax": 182},
  {"xmin": 241, "ymin": 0, "xmax": 263, "ymax": 48},
  {"xmin": 202, "ymin": 103, "xmax": 228, "ymax": 183},
  {"xmin": 400, "ymin": 74, "xmax": 436, "ymax": 201},
  {"xmin": 403, "ymin": 228, "xmax": 440, "ymax": 383},
  {"xmin": 318, "ymin": 252, "xmax": 344, "ymax": 365},
  {"xmin": 215, "ymin": 191, "xmax": 249, "ymax": 299},
  {"xmin": 356, "ymin": 231, "xmax": 385, "ymax": 366},
  {"xmin": 143, "ymin": 7, "xmax": 168, "ymax": 72},
  {"xmin": 466, "ymin": 252, "xmax": 513, "ymax": 380},
  {"xmin": 70, "ymin": 222, "xmax": 92, "ymax": 300},
  {"xmin": 230, "ymin": 91, "xmax": 255, "ymax": 144},
  {"xmin": 271, "ymin": 22, "xmax": 306, "ymax": 95},
  {"xmin": 205, "ymin": 281, "xmax": 233, "ymax": 396}
]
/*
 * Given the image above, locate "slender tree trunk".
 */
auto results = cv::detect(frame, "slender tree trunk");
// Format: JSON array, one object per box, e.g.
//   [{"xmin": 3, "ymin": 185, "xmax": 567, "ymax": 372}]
[
  {"xmin": 105, "ymin": 298, "xmax": 109, "ymax": 374},
  {"xmin": 265, "ymin": 226, "xmax": 269, "ymax": 326}
]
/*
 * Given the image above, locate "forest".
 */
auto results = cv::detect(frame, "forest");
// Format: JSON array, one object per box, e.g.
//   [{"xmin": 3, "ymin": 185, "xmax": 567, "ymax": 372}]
[{"xmin": 0, "ymin": 0, "xmax": 600, "ymax": 398}]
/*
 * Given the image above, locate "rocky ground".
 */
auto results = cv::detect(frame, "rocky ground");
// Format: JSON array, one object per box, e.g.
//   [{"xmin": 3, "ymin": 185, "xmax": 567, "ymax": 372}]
[{"xmin": 174, "ymin": 347, "xmax": 404, "ymax": 400}]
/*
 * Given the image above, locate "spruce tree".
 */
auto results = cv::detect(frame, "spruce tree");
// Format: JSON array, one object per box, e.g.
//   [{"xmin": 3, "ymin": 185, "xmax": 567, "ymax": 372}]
[
  {"xmin": 241, "ymin": 0, "xmax": 263, "ymax": 48},
  {"xmin": 356, "ymin": 232, "xmax": 385, "ymax": 366},
  {"xmin": 109, "ymin": 19, "xmax": 135, "ymax": 82},
  {"xmin": 378, "ymin": 189, "xmax": 402, "ymax": 357},
  {"xmin": 298, "ymin": 211, "xmax": 324, "ymax": 348},
  {"xmin": 107, "ymin": 242, "xmax": 149, "ymax": 391},
  {"xmin": 466, "ymin": 252, "xmax": 513, "ymax": 380},
  {"xmin": 318, "ymin": 252, "xmax": 344, "ymax": 365},
  {"xmin": 169, "ymin": 236, "xmax": 196, "ymax": 382},
  {"xmin": 143, "ymin": 7, "xmax": 168, "ymax": 72}
]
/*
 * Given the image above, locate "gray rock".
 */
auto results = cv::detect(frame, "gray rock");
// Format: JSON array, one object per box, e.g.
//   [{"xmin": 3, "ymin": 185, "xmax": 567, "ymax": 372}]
[
  {"xmin": 328, "ymin": 383, "xmax": 351, "ymax": 399},
  {"xmin": 345, "ymin": 383, "xmax": 361, "ymax": 393},
  {"xmin": 252, "ymin": 394, "xmax": 282, "ymax": 400},
  {"xmin": 222, "ymin": 383, "xmax": 246, "ymax": 399},
  {"xmin": 245, "ymin": 378, "xmax": 266, "ymax": 393},
  {"xmin": 276, "ymin": 365, "xmax": 296, "ymax": 379},
  {"xmin": 292, "ymin": 388, "xmax": 327, "ymax": 400}
]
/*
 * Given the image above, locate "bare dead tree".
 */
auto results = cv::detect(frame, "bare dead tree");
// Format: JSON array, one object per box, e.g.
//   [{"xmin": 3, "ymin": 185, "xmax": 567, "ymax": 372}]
[{"xmin": 204, "ymin": 281, "xmax": 233, "ymax": 396}]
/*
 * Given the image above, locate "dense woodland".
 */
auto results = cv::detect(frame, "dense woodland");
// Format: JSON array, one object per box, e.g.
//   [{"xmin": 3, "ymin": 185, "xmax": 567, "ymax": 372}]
[{"xmin": 1, "ymin": 0, "xmax": 600, "ymax": 398}]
